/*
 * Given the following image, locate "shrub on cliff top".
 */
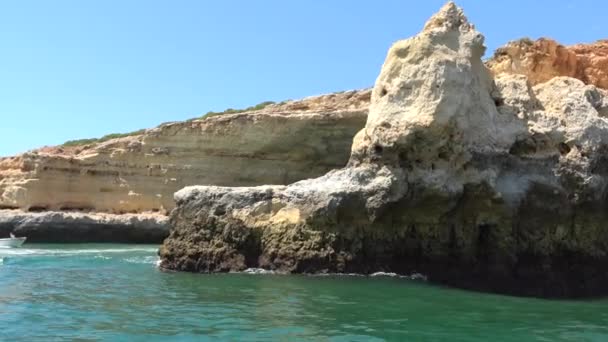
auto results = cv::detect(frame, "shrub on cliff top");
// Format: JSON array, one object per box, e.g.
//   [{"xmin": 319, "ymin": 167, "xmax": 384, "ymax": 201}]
[
  {"xmin": 62, "ymin": 129, "xmax": 147, "ymax": 147},
  {"xmin": 202, "ymin": 100, "xmax": 275, "ymax": 118},
  {"xmin": 61, "ymin": 101, "xmax": 276, "ymax": 147}
]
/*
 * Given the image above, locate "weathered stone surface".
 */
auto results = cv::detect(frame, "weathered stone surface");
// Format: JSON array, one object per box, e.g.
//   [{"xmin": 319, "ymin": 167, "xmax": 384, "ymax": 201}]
[
  {"xmin": 0, "ymin": 210, "xmax": 168, "ymax": 243},
  {"xmin": 160, "ymin": 2, "xmax": 608, "ymax": 298},
  {"xmin": 487, "ymin": 38, "xmax": 608, "ymax": 89},
  {"xmin": 0, "ymin": 90, "xmax": 369, "ymax": 214},
  {"xmin": 1, "ymin": 3, "xmax": 606, "ymax": 251},
  {"xmin": 2, "ymin": 36, "xmax": 607, "ymax": 220}
]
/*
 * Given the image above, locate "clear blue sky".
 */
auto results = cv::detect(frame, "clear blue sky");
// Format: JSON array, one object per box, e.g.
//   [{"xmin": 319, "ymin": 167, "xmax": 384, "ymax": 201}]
[{"xmin": 0, "ymin": 0, "xmax": 605, "ymax": 156}]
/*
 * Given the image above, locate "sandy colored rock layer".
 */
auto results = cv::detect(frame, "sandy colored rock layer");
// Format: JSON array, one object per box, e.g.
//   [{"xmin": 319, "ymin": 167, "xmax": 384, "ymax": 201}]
[
  {"xmin": 2, "ymin": 36, "xmax": 607, "ymax": 217},
  {"xmin": 0, "ymin": 91, "xmax": 369, "ymax": 214},
  {"xmin": 487, "ymin": 38, "xmax": 608, "ymax": 89}
]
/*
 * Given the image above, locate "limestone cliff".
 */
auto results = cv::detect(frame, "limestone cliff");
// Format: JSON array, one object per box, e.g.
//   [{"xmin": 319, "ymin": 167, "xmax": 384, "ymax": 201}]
[
  {"xmin": 160, "ymin": 2, "xmax": 608, "ymax": 298},
  {"xmin": 487, "ymin": 38, "xmax": 608, "ymax": 89},
  {"xmin": 1, "ymin": 3, "xmax": 607, "ymax": 249},
  {"xmin": 2, "ymin": 37, "xmax": 607, "ymax": 218},
  {"xmin": 0, "ymin": 90, "xmax": 369, "ymax": 214}
]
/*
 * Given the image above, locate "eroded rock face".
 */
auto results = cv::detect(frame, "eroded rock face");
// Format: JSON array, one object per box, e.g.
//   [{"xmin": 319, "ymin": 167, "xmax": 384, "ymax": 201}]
[
  {"xmin": 0, "ymin": 90, "xmax": 369, "ymax": 214},
  {"xmin": 0, "ymin": 210, "xmax": 168, "ymax": 243},
  {"xmin": 160, "ymin": 2, "xmax": 608, "ymax": 298},
  {"xmin": 487, "ymin": 38, "xmax": 608, "ymax": 89},
  {"xmin": 2, "ymin": 37, "xmax": 607, "ymax": 218}
]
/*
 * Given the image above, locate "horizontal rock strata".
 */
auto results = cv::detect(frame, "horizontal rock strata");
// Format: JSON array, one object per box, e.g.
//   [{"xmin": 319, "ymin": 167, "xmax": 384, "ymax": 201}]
[
  {"xmin": 160, "ymin": 2, "xmax": 608, "ymax": 298},
  {"xmin": 1, "ymin": 37, "xmax": 606, "ymax": 219},
  {"xmin": 2, "ymin": 3, "xmax": 608, "ymax": 249},
  {"xmin": 487, "ymin": 38, "xmax": 608, "ymax": 89},
  {"xmin": 0, "ymin": 90, "xmax": 370, "ymax": 214},
  {"xmin": 0, "ymin": 210, "xmax": 168, "ymax": 243}
]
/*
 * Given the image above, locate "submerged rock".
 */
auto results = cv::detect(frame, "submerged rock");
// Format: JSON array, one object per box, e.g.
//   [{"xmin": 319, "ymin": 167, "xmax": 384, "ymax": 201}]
[{"xmin": 160, "ymin": 2, "xmax": 608, "ymax": 298}]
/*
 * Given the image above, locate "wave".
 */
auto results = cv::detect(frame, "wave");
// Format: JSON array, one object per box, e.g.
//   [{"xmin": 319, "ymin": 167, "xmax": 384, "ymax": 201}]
[
  {"xmin": 124, "ymin": 256, "xmax": 159, "ymax": 265},
  {"xmin": 371, "ymin": 272, "xmax": 428, "ymax": 281},
  {"xmin": 242, "ymin": 268, "xmax": 277, "ymax": 275},
  {"xmin": 233, "ymin": 268, "xmax": 427, "ymax": 280},
  {"xmin": 313, "ymin": 272, "xmax": 365, "ymax": 277},
  {"xmin": 312, "ymin": 272, "xmax": 427, "ymax": 281},
  {"xmin": 0, "ymin": 247, "xmax": 158, "ymax": 257}
]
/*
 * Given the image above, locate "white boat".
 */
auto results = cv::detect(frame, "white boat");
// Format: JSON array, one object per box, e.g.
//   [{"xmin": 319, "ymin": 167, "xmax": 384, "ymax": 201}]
[{"xmin": 0, "ymin": 233, "xmax": 27, "ymax": 248}]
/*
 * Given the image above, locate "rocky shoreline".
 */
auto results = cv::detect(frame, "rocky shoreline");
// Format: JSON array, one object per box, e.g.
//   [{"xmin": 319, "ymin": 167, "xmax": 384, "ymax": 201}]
[
  {"xmin": 159, "ymin": 3, "xmax": 608, "ymax": 298},
  {"xmin": 0, "ymin": 210, "xmax": 168, "ymax": 243},
  {"xmin": 2, "ymin": 37, "xmax": 606, "ymax": 218},
  {"xmin": 1, "ymin": 1, "xmax": 607, "ymax": 298}
]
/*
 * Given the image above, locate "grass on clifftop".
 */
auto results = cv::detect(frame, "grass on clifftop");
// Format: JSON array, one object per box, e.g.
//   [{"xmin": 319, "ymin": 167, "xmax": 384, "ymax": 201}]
[
  {"xmin": 62, "ymin": 129, "xmax": 147, "ymax": 147},
  {"xmin": 61, "ymin": 101, "xmax": 276, "ymax": 147},
  {"xmin": 201, "ymin": 101, "xmax": 275, "ymax": 118}
]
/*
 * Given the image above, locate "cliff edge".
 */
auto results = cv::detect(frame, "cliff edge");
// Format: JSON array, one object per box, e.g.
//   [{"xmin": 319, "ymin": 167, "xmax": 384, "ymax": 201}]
[
  {"xmin": 0, "ymin": 91, "xmax": 369, "ymax": 214},
  {"xmin": 487, "ymin": 38, "xmax": 608, "ymax": 89},
  {"xmin": 2, "ymin": 37, "xmax": 607, "ymax": 217}
]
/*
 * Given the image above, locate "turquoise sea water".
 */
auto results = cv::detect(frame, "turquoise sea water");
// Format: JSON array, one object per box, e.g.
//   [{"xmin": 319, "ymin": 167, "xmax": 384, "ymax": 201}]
[{"xmin": 1, "ymin": 245, "xmax": 608, "ymax": 341}]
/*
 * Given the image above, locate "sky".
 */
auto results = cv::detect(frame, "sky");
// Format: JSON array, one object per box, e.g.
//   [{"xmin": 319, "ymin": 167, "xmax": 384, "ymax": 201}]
[{"xmin": 0, "ymin": 1, "xmax": 606, "ymax": 156}]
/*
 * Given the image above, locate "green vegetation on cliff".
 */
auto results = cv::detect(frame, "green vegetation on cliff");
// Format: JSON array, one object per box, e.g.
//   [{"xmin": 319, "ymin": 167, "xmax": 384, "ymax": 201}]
[
  {"xmin": 61, "ymin": 100, "xmax": 276, "ymax": 147},
  {"xmin": 62, "ymin": 129, "xmax": 147, "ymax": 147},
  {"xmin": 202, "ymin": 101, "xmax": 275, "ymax": 118}
]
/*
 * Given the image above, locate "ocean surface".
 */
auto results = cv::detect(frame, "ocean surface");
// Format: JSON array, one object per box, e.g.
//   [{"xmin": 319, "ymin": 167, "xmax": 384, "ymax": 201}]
[{"xmin": 1, "ymin": 244, "xmax": 607, "ymax": 341}]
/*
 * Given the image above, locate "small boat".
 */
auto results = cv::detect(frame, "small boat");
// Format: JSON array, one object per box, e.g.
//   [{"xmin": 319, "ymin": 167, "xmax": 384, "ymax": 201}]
[{"xmin": 0, "ymin": 233, "xmax": 27, "ymax": 248}]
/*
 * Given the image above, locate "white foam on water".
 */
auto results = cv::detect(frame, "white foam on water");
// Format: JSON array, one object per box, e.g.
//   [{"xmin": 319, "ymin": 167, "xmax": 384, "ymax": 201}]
[
  {"xmin": 409, "ymin": 273, "xmax": 428, "ymax": 281},
  {"xmin": 371, "ymin": 272, "xmax": 428, "ymax": 281},
  {"xmin": 233, "ymin": 268, "xmax": 428, "ymax": 280},
  {"xmin": 313, "ymin": 273, "xmax": 365, "ymax": 277},
  {"xmin": 242, "ymin": 268, "xmax": 277, "ymax": 275},
  {"xmin": 0, "ymin": 247, "xmax": 158, "ymax": 257},
  {"xmin": 124, "ymin": 256, "xmax": 159, "ymax": 265},
  {"xmin": 370, "ymin": 272, "xmax": 399, "ymax": 277}
]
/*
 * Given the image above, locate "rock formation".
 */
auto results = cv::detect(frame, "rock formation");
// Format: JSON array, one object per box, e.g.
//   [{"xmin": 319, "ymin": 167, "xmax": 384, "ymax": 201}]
[
  {"xmin": 159, "ymin": 2, "xmax": 608, "ymax": 298},
  {"xmin": 2, "ymin": 37, "xmax": 607, "ymax": 218},
  {"xmin": 0, "ymin": 90, "xmax": 369, "ymax": 214},
  {"xmin": 0, "ymin": 210, "xmax": 168, "ymax": 243},
  {"xmin": 1, "ymin": 3, "xmax": 607, "ymax": 251},
  {"xmin": 487, "ymin": 38, "xmax": 608, "ymax": 89}
]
